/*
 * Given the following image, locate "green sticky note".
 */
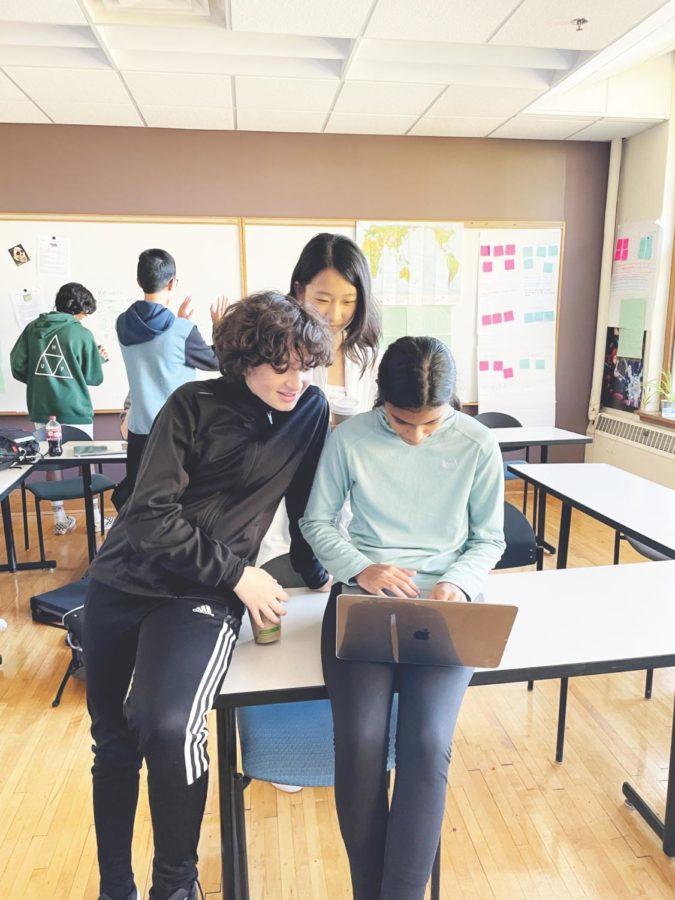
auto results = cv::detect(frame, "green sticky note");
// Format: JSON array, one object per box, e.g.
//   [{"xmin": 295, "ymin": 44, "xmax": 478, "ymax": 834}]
[
  {"xmin": 544, "ymin": 310, "xmax": 555, "ymax": 322},
  {"xmin": 617, "ymin": 298, "xmax": 646, "ymax": 358},
  {"xmin": 534, "ymin": 311, "xmax": 545, "ymax": 322},
  {"xmin": 524, "ymin": 258, "xmax": 534, "ymax": 270},
  {"xmin": 543, "ymin": 262, "xmax": 553, "ymax": 274},
  {"xmin": 383, "ymin": 306, "xmax": 407, "ymax": 333},
  {"xmin": 535, "ymin": 359, "xmax": 546, "ymax": 370},
  {"xmin": 524, "ymin": 312, "xmax": 534, "ymax": 323},
  {"xmin": 639, "ymin": 235, "xmax": 653, "ymax": 260},
  {"xmin": 523, "ymin": 246, "xmax": 533, "ymax": 257},
  {"xmin": 536, "ymin": 246, "xmax": 546, "ymax": 257},
  {"xmin": 548, "ymin": 245, "xmax": 558, "ymax": 256},
  {"xmin": 520, "ymin": 359, "xmax": 530, "ymax": 369}
]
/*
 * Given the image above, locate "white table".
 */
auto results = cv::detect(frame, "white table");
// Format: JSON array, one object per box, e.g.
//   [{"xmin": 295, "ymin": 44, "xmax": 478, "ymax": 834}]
[
  {"xmin": 508, "ymin": 462, "xmax": 675, "ymax": 567},
  {"xmin": 215, "ymin": 562, "xmax": 675, "ymax": 899},
  {"xmin": 37, "ymin": 440, "xmax": 127, "ymax": 562},
  {"xmin": 0, "ymin": 462, "xmax": 55, "ymax": 572}
]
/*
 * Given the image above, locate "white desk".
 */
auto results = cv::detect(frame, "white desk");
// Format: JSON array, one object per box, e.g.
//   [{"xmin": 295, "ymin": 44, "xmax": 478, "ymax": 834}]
[
  {"xmin": 0, "ymin": 463, "xmax": 51, "ymax": 572},
  {"xmin": 508, "ymin": 462, "xmax": 675, "ymax": 567},
  {"xmin": 216, "ymin": 562, "xmax": 675, "ymax": 899}
]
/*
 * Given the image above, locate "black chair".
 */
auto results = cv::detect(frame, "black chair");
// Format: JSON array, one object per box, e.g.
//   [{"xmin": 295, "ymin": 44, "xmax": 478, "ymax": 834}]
[
  {"xmin": 475, "ymin": 411, "xmax": 530, "ymax": 514},
  {"xmin": 495, "ymin": 501, "xmax": 538, "ymax": 570},
  {"xmin": 27, "ymin": 426, "xmax": 117, "ymax": 563}
]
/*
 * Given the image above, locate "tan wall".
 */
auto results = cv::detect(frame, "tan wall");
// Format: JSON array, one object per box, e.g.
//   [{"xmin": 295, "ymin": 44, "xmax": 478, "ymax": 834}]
[{"xmin": 0, "ymin": 124, "xmax": 609, "ymax": 456}]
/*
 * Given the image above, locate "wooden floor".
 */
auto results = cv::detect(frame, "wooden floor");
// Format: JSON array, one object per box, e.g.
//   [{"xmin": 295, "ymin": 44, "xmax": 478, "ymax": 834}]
[{"xmin": 1, "ymin": 491, "xmax": 674, "ymax": 899}]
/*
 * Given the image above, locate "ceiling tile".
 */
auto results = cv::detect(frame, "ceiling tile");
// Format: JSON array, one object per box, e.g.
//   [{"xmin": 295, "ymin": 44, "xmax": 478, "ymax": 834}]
[
  {"xmin": 326, "ymin": 112, "xmax": 417, "ymax": 134},
  {"xmin": 237, "ymin": 109, "xmax": 326, "ymax": 132},
  {"xmin": 6, "ymin": 67, "xmax": 134, "ymax": 104},
  {"xmin": 235, "ymin": 77, "xmax": 337, "ymax": 111},
  {"xmin": 123, "ymin": 72, "xmax": 233, "ymax": 107},
  {"xmin": 492, "ymin": 0, "xmax": 668, "ymax": 51},
  {"xmin": 333, "ymin": 80, "xmax": 441, "ymax": 115},
  {"xmin": 0, "ymin": 22, "xmax": 98, "ymax": 47},
  {"xmin": 491, "ymin": 115, "xmax": 599, "ymax": 139},
  {"xmin": 366, "ymin": 0, "xmax": 522, "ymax": 43},
  {"xmin": 141, "ymin": 105, "xmax": 235, "ymax": 129},
  {"xmin": 0, "ymin": 46, "xmax": 110, "ymax": 67},
  {"xmin": 568, "ymin": 117, "xmax": 662, "ymax": 140},
  {"xmin": 0, "ymin": 72, "xmax": 29, "ymax": 101},
  {"xmin": 410, "ymin": 115, "xmax": 507, "ymax": 137},
  {"xmin": 0, "ymin": 0, "xmax": 88, "ymax": 26},
  {"xmin": 428, "ymin": 84, "xmax": 544, "ymax": 118},
  {"xmin": 45, "ymin": 101, "xmax": 143, "ymax": 126},
  {"xmin": 113, "ymin": 49, "xmax": 341, "ymax": 79},
  {"xmin": 231, "ymin": 0, "xmax": 372, "ymax": 38},
  {"xmin": 0, "ymin": 99, "xmax": 50, "ymax": 123}
]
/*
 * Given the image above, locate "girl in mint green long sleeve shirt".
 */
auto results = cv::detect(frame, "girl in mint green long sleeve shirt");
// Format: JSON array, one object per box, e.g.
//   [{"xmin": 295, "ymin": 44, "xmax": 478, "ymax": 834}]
[{"xmin": 300, "ymin": 337, "xmax": 505, "ymax": 900}]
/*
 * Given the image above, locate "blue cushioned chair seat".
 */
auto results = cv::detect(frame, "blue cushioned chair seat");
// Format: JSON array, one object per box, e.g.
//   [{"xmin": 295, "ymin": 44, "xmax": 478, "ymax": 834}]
[
  {"xmin": 27, "ymin": 474, "xmax": 116, "ymax": 502},
  {"xmin": 503, "ymin": 459, "xmax": 527, "ymax": 480},
  {"xmin": 237, "ymin": 697, "xmax": 398, "ymax": 787}
]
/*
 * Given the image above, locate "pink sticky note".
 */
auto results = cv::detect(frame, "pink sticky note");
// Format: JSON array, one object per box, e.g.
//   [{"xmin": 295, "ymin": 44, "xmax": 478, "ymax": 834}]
[
  {"xmin": 493, "ymin": 312, "xmax": 503, "ymax": 324},
  {"xmin": 481, "ymin": 314, "xmax": 492, "ymax": 326},
  {"xmin": 493, "ymin": 360, "xmax": 503, "ymax": 371},
  {"xmin": 505, "ymin": 259, "xmax": 515, "ymax": 271},
  {"xmin": 482, "ymin": 261, "xmax": 493, "ymax": 273},
  {"xmin": 479, "ymin": 360, "xmax": 489, "ymax": 372},
  {"xmin": 505, "ymin": 244, "xmax": 516, "ymax": 255},
  {"xmin": 480, "ymin": 245, "xmax": 490, "ymax": 256},
  {"xmin": 504, "ymin": 310, "xmax": 515, "ymax": 322},
  {"xmin": 503, "ymin": 367, "xmax": 514, "ymax": 379},
  {"xmin": 494, "ymin": 245, "xmax": 504, "ymax": 257}
]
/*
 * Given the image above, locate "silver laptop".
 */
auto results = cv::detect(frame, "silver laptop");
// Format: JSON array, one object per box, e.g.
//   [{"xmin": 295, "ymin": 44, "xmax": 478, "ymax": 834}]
[{"xmin": 336, "ymin": 591, "xmax": 518, "ymax": 668}]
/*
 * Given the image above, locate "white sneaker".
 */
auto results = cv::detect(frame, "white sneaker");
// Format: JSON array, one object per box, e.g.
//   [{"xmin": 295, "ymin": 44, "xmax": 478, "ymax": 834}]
[
  {"xmin": 272, "ymin": 783, "xmax": 303, "ymax": 793},
  {"xmin": 53, "ymin": 515, "xmax": 77, "ymax": 536},
  {"xmin": 95, "ymin": 515, "xmax": 116, "ymax": 534}
]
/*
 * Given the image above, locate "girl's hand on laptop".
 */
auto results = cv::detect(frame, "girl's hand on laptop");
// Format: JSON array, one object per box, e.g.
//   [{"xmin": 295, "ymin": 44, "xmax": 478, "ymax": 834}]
[
  {"xmin": 355, "ymin": 564, "xmax": 420, "ymax": 598},
  {"xmin": 428, "ymin": 581, "xmax": 467, "ymax": 602},
  {"xmin": 234, "ymin": 566, "xmax": 289, "ymax": 629}
]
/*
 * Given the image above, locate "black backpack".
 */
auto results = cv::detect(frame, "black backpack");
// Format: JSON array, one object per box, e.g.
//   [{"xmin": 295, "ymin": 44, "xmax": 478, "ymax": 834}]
[{"xmin": 0, "ymin": 434, "xmax": 20, "ymax": 471}]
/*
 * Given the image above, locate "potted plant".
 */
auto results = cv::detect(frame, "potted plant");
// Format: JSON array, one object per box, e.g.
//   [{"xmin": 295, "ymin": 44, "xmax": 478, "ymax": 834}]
[{"xmin": 642, "ymin": 369, "xmax": 675, "ymax": 419}]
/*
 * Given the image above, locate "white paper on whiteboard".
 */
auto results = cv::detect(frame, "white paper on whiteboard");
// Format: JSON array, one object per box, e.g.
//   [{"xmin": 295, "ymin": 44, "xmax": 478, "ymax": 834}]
[{"xmin": 38, "ymin": 236, "xmax": 70, "ymax": 277}]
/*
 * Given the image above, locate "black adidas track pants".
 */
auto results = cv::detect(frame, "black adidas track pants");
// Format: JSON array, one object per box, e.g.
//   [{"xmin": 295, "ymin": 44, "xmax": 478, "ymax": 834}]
[{"xmin": 83, "ymin": 579, "xmax": 240, "ymax": 900}]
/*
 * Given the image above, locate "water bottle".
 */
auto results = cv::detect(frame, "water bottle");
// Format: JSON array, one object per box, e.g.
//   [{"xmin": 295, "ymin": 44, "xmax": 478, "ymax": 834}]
[{"xmin": 47, "ymin": 415, "xmax": 63, "ymax": 457}]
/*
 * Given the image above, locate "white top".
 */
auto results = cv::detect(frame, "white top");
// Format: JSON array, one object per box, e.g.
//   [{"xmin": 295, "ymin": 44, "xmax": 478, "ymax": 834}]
[
  {"xmin": 221, "ymin": 560, "xmax": 675, "ymax": 700},
  {"xmin": 312, "ymin": 350, "xmax": 380, "ymax": 414},
  {"xmin": 492, "ymin": 426, "xmax": 591, "ymax": 449},
  {"xmin": 509, "ymin": 462, "xmax": 675, "ymax": 554}
]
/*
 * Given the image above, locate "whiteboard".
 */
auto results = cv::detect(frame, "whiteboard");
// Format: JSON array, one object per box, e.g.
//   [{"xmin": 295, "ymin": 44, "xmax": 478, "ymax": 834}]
[{"xmin": 0, "ymin": 217, "xmax": 241, "ymax": 413}]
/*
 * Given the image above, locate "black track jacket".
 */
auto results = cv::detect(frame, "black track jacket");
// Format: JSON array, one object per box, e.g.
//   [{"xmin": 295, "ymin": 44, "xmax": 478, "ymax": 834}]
[{"xmin": 89, "ymin": 377, "xmax": 330, "ymax": 619}]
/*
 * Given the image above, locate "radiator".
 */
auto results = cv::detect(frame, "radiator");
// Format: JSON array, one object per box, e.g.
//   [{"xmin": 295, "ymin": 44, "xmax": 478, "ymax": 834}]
[{"xmin": 586, "ymin": 412, "xmax": 675, "ymax": 488}]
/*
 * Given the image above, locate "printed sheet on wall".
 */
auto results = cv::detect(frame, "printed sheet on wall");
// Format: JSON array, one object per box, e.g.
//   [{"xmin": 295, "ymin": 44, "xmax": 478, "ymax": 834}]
[{"xmin": 476, "ymin": 228, "xmax": 561, "ymax": 426}]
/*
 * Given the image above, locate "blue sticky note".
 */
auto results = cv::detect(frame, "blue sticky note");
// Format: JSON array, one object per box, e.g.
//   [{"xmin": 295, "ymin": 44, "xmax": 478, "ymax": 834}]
[
  {"xmin": 544, "ymin": 310, "xmax": 555, "ymax": 322},
  {"xmin": 523, "ymin": 246, "xmax": 533, "ymax": 257},
  {"xmin": 536, "ymin": 246, "xmax": 546, "ymax": 257},
  {"xmin": 543, "ymin": 262, "xmax": 553, "ymax": 274},
  {"xmin": 548, "ymin": 245, "xmax": 558, "ymax": 256},
  {"xmin": 535, "ymin": 359, "xmax": 546, "ymax": 370},
  {"xmin": 524, "ymin": 312, "xmax": 534, "ymax": 323},
  {"xmin": 534, "ymin": 311, "xmax": 545, "ymax": 322},
  {"xmin": 524, "ymin": 258, "xmax": 534, "ymax": 270},
  {"xmin": 520, "ymin": 359, "xmax": 530, "ymax": 369}
]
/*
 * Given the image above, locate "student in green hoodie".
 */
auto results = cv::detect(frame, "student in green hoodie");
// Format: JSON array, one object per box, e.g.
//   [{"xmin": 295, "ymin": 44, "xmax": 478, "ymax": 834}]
[
  {"xmin": 301, "ymin": 337, "xmax": 506, "ymax": 900},
  {"xmin": 10, "ymin": 282, "xmax": 108, "ymax": 535}
]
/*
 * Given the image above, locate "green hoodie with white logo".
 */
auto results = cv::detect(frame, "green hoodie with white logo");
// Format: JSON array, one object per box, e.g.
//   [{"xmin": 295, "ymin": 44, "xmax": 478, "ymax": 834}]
[{"xmin": 10, "ymin": 312, "xmax": 103, "ymax": 424}]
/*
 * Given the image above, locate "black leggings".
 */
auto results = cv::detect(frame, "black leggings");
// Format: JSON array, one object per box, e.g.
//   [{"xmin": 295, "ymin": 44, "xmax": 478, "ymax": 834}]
[
  {"xmin": 322, "ymin": 585, "xmax": 473, "ymax": 900},
  {"xmin": 83, "ymin": 579, "xmax": 239, "ymax": 900}
]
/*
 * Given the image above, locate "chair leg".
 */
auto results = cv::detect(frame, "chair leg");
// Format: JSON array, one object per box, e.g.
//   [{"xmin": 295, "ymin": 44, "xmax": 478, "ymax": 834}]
[
  {"xmin": 21, "ymin": 481, "xmax": 29, "ymax": 550},
  {"xmin": 34, "ymin": 497, "xmax": 46, "ymax": 564},
  {"xmin": 52, "ymin": 662, "xmax": 75, "ymax": 707},
  {"xmin": 522, "ymin": 481, "xmax": 528, "ymax": 516},
  {"xmin": 613, "ymin": 531, "xmax": 622, "ymax": 565},
  {"xmin": 99, "ymin": 492, "xmax": 105, "ymax": 534},
  {"xmin": 430, "ymin": 837, "xmax": 441, "ymax": 900},
  {"xmin": 645, "ymin": 669, "xmax": 654, "ymax": 699}
]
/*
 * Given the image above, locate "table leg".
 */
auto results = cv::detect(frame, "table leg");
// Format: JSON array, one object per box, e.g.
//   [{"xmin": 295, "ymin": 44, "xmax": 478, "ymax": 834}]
[
  {"xmin": 0, "ymin": 492, "xmax": 56, "ymax": 572},
  {"xmin": 535, "ymin": 488, "xmax": 547, "ymax": 571},
  {"xmin": 556, "ymin": 678, "xmax": 568, "ymax": 763},
  {"xmin": 82, "ymin": 464, "xmax": 97, "ymax": 563},
  {"xmin": 217, "ymin": 708, "xmax": 248, "ymax": 900},
  {"xmin": 538, "ymin": 446, "xmax": 557, "ymax": 557},
  {"xmin": 556, "ymin": 503, "xmax": 572, "ymax": 570},
  {"xmin": 622, "ymin": 691, "xmax": 675, "ymax": 856}
]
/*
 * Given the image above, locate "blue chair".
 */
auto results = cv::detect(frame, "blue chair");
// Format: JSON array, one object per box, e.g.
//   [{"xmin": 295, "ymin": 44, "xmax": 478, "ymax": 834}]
[
  {"xmin": 475, "ymin": 411, "xmax": 530, "ymax": 514},
  {"xmin": 235, "ymin": 556, "xmax": 429, "ymax": 893},
  {"xmin": 27, "ymin": 425, "xmax": 117, "ymax": 563}
]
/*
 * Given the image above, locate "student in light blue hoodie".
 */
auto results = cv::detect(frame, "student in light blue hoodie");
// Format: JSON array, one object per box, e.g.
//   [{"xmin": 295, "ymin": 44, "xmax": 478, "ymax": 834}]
[
  {"xmin": 301, "ymin": 337, "xmax": 506, "ymax": 900},
  {"xmin": 112, "ymin": 248, "xmax": 225, "ymax": 510}
]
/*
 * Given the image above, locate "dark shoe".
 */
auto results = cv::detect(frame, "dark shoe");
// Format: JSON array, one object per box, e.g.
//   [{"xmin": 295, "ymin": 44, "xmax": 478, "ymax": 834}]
[
  {"xmin": 98, "ymin": 887, "xmax": 139, "ymax": 900},
  {"xmin": 165, "ymin": 882, "xmax": 203, "ymax": 900}
]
